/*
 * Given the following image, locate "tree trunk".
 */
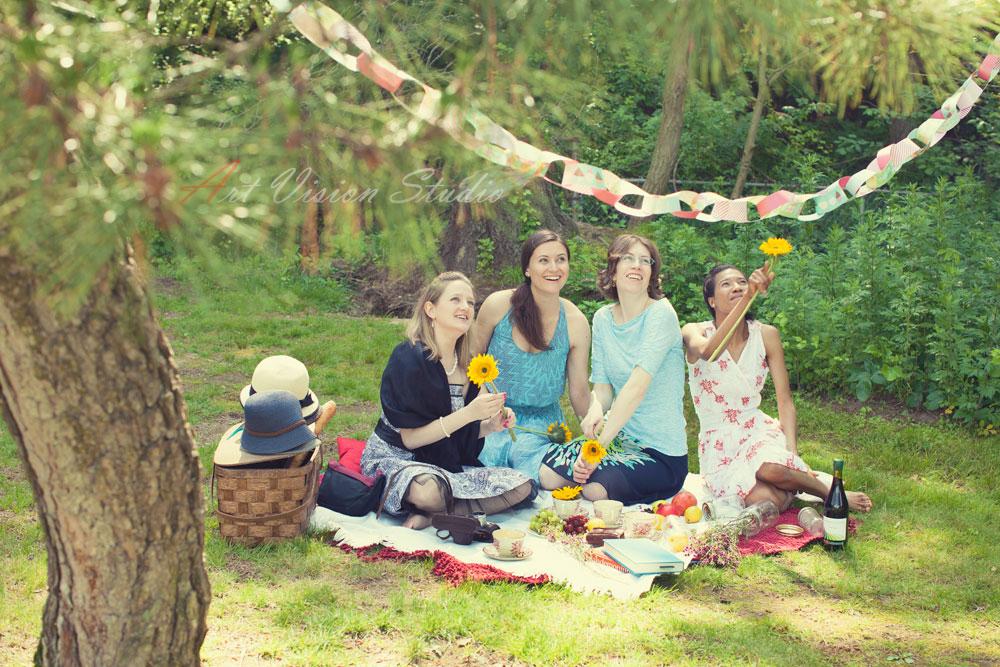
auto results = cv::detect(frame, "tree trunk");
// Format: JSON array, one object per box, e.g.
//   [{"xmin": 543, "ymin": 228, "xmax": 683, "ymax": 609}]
[
  {"xmin": 732, "ymin": 45, "xmax": 770, "ymax": 199},
  {"xmin": 0, "ymin": 244, "xmax": 211, "ymax": 666},
  {"xmin": 301, "ymin": 197, "xmax": 320, "ymax": 273},
  {"xmin": 630, "ymin": 36, "xmax": 690, "ymax": 226}
]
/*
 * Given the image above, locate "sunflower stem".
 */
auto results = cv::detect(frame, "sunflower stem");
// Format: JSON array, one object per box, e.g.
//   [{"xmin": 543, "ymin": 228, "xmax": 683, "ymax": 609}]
[{"xmin": 486, "ymin": 381, "xmax": 516, "ymax": 442}]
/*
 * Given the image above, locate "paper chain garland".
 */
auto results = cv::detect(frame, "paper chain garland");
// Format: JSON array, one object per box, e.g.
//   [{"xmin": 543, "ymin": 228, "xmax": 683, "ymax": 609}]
[{"xmin": 272, "ymin": 0, "xmax": 1000, "ymax": 222}]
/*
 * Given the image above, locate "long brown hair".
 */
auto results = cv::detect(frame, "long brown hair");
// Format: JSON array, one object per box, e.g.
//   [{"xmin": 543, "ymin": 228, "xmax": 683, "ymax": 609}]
[
  {"xmin": 406, "ymin": 271, "xmax": 476, "ymax": 367},
  {"xmin": 510, "ymin": 229, "xmax": 569, "ymax": 351},
  {"xmin": 596, "ymin": 233, "xmax": 663, "ymax": 302}
]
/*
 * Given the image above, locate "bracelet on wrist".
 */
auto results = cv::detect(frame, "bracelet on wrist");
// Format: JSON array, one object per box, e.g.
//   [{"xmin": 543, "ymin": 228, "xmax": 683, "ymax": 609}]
[{"xmin": 438, "ymin": 416, "xmax": 450, "ymax": 438}]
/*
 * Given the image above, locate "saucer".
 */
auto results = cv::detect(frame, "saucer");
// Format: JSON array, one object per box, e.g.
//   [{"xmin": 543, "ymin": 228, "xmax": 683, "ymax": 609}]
[{"xmin": 483, "ymin": 544, "xmax": 532, "ymax": 561}]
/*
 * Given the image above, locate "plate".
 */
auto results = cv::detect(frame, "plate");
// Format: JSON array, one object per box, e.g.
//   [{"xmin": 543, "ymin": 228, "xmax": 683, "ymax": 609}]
[{"xmin": 483, "ymin": 544, "xmax": 533, "ymax": 561}]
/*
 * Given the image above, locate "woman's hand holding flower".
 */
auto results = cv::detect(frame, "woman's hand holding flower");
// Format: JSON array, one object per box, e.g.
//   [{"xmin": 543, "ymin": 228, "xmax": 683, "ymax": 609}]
[
  {"xmin": 580, "ymin": 407, "xmax": 604, "ymax": 440},
  {"xmin": 572, "ymin": 455, "xmax": 597, "ymax": 484},
  {"xmin": 748, "ymin": 261, "xmax": 775, "ymax": 297},
  {"xmin": 464, "ymin": 391, "xmax": 507, "ymax": 422},
  {"xmin": 484, "ymin": 406, "xmax": 516, "ymax": 435}
]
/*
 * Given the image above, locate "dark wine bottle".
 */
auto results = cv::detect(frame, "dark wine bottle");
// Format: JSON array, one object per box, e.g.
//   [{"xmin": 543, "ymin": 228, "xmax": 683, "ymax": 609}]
[{"xmin": 823, "ymin": 458, "xmax": 848, "ymax": 551}]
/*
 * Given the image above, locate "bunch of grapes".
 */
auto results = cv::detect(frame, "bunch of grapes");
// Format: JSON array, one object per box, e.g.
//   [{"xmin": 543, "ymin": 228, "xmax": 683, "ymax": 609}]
[
  {"xmin": 529, "ymin": 508, "xmax": 563, "ymax": 534},
  {"xmin": 563, "ymin": 514, "xmax": 589, "ymax": 535}
]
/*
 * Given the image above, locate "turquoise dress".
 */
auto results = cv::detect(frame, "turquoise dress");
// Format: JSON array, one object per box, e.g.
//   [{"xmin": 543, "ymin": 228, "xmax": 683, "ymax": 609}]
[{"xmin": 479, "ymin": 304, "xmax": 570, "ymax": 481}]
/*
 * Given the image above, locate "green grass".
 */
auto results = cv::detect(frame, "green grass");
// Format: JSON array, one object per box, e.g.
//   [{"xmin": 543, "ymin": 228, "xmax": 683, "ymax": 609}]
[{"xmin": 2, "ymin": 265, "xmax": 999, "ymax": 666}]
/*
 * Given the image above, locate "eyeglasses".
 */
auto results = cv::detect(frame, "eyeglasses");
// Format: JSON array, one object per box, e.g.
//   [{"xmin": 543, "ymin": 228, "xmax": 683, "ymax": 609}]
[{"xmin": 619, "ymin": 254, "xmax": 653, "ymax": 267}]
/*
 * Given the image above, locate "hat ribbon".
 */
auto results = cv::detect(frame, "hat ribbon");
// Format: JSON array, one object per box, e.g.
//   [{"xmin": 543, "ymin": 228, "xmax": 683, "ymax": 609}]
[
  {"xmin": 246, "ymin": 419, "xmax": 306, "ymax": 437},
  {"xmin": 248, "ymin": 385, "xmax": 316, "ymax": 408}
]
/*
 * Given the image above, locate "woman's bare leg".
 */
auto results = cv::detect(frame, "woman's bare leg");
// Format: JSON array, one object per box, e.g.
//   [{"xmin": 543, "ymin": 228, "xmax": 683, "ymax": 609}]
[
  {"xmin": 455, "ymin": 480, "xmax": 533, "ymax": 516},
  {"xmin": 539, "ymin": 464, "xmax": 572, "ymax": 490},
  {"xmin": 756, "ymin": 463, "xmax": 872, "ymax": 512},
  {"xmin": 745, "ymin": 481, "xmax": 793, "ymax": 511},
  {"xmin": 402, "ymin": 473, "xmax": 448, "ymax": 529}
]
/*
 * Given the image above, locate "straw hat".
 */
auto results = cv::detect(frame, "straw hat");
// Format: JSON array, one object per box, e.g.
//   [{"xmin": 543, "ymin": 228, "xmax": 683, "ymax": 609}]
[
  {"xmin": 239, "ymin": 355, "xmax": 320, "ymax": 424},
  {"xmin": 211, "ymin": 390, "xmax": 321, "ymax": 467},
  {"xmin": 213, "ymin": 422, "xmax": 320, "ymax": 466}
]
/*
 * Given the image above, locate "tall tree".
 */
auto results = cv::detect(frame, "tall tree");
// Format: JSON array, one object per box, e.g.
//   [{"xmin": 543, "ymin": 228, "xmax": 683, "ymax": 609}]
[{"xmin": 637, "ymin": 0, "xmax": 998, "ymax": 216}]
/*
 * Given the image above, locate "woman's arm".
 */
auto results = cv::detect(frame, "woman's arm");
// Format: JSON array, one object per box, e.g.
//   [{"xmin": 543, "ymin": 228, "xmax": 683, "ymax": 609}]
[
  {"xmin": 761, "ymin": 324, "xmax": 798, "ymax": 455},
  {"xmin": 580, "ymin": 383, "xmax": 613, "ymax": 438},
  {"xmin": 684, "ymin": 264, "xmax": 774, "ymax": 362},
  {"xmin": 563, "ymin": 301, "xmax": 593, "ymax": 419},
  {"xmin": 571, "ymin": 368, "xmax": 653, "ymax": 483},
  {"xmin": 594, "ymin": 366, "xmax": 653, "ymax": 447},
  {"xmin": 473, "ymin": 290, "xmax": 512, "ymax": 356},
  {"xmin": 399, "ymin": 390, "xmax": 507, "ymax": 449}
]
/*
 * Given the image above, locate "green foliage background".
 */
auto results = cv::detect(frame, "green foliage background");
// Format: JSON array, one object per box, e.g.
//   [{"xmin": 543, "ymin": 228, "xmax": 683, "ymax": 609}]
[{"xmin": 3, "ymin": 0, "xmax": 998, "ymax": 429}]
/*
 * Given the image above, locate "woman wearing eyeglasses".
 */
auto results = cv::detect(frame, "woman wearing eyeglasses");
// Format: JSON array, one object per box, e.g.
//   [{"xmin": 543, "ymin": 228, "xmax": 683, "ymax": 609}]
[{"xmin": 539, "ymin": 234, "xmax": 688, "ymax": 504}]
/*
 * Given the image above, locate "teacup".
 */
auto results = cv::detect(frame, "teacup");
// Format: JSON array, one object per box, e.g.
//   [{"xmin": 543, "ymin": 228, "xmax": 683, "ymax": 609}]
[
  {"xmin": 593, "ymin": 499, "xmax": 624, "ymax": 525},
  {"xmin": 623, "ymin": 511, "xmax": 657, "ymax": 539},
  {"xmin": 492, "ymin": 528, "xmax": 526, "ymax": 558},
  {"xmin": 553, "ymin": 497, "xmax": 580, "ymax": 519}
]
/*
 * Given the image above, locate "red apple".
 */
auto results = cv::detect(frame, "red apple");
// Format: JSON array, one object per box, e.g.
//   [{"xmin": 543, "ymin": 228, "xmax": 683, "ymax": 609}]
[
  {"xmin": 670, "ymin": 490, "xmax": 698, "ymax": 513},
  {"xmin": 656, "ymin": 503, "xmax": 682, "ymax": 518}
]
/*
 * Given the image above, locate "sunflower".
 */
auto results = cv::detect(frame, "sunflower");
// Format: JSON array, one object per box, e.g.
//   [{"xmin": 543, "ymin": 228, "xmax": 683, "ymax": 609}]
[
  {"xmin": 759, "ymin": 237, "xmax": 793, "ymax": 257},
  {"xmin": 546, "ymin": 422, "xmax": 572, "ymax": 444},
  {"xmin": 466, "ymin": 353, "xmax": 499, "ymax": 387},
  {"xmin": 552, "ymin": 485, "xmax": 582, "ymax": 501},
  {"xmin": 580, "ymin": 439, "xmax": 606, "ymax": 465}
]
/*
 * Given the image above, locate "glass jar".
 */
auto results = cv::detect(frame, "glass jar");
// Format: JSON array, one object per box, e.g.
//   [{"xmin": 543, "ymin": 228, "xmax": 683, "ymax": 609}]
[
  {"xmin": 735, "ymin": 500, "xmax": 780, "ymax": 538},
  {"xmin": 702, "ymin": 494, "xmax": 746, "ymax": 521},
  {"xmin": 797, "ymin": 506, "xmax": 823, "ymax": 536}
]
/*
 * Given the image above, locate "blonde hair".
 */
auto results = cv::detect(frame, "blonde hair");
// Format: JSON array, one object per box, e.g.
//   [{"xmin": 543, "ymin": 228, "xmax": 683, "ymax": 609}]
[{"xmin": 406, "ymin": 271, "xmax": 477, "ymax": 368}]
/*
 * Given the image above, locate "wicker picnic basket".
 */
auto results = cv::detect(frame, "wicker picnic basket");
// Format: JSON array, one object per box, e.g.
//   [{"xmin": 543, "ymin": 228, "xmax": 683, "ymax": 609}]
[{"xmin": 212, "ymin": 446, "xmax": 322, "ymax": 546}]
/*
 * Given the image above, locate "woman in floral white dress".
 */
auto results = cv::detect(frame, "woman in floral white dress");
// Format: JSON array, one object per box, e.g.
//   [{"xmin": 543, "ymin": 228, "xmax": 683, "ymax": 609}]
[{"xmin": 682, "ymin": 265, "xmax": 872, "ymax": 512}]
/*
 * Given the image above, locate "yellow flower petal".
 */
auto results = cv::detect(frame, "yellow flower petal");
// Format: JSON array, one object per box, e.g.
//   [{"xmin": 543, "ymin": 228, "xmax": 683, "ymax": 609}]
[
  {"xmin": 466, "ymin": 353, "xmax": 499, "ymax": 387},
  {"xmin": 552, "ymin": 485, "xmax": 582, "ymax": 500},
  {"xmin": 759, "ymin": 236, "xmax": 792, "ymax": 257},
  {"xmin": 580, "ymin": 439, "xmax": 606, "ymax": 465}
]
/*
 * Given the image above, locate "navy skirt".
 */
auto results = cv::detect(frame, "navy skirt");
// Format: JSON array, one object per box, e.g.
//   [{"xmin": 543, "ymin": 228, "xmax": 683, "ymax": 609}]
[{"xmin": 541, "ymin": 435, "xmax": 687, "ymax": 505}]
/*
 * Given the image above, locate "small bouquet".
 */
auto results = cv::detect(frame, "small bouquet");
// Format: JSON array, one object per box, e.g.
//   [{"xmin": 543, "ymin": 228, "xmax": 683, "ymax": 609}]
[{"xmin": 682, "ymin": 523, "xmax": 742, "ymax": 569}]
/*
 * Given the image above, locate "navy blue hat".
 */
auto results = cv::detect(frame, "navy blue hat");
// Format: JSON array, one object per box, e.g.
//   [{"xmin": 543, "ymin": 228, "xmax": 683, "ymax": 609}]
[{"xmin": 241, "ymin": 390, "xmax": 319, "ymax": 455}]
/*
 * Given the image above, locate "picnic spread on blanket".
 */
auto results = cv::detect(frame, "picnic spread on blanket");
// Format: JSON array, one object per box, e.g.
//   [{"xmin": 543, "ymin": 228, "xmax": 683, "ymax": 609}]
[
  {"xmin": 212, "ymin": 236, "xmax": 873, "ymax": 596},
  {"xmin": 210, "ymin": 354, "xmax": 858, "ymax": 599}
]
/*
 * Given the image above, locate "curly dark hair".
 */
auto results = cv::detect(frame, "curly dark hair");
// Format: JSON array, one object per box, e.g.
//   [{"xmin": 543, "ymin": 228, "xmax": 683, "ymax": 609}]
[{"xmin": 597, "ymin": 234, "xmax": 663, "ymax": 302}]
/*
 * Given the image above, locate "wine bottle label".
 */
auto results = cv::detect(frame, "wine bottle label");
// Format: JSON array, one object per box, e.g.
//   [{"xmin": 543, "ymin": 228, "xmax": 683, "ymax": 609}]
[{"xmin": 823, "ymin": 516, "xmax": 847, "ymax": 542}]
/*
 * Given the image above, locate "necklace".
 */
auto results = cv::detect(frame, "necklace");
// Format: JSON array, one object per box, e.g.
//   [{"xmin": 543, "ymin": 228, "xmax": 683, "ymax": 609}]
[{"xmin": 445, "ymin": 353, "xmax": 458, "ymax": 376}]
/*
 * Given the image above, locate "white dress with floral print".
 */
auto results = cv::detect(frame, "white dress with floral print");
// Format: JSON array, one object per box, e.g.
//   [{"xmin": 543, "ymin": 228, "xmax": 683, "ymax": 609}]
[{"xmin": 688, "ymin": 320, "xmax": 810, "ymax": 499}]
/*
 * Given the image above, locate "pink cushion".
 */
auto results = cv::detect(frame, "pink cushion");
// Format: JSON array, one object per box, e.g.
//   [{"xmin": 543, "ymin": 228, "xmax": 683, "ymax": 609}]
[{"xmin": 336, "ymin": 437, "xmax": 366, "ymax": 473}]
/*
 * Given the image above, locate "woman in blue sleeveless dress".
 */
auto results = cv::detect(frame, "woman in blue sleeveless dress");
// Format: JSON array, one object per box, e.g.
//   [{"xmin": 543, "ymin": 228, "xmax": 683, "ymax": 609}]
[{"xmin": 475, "ymin": 230, "xmax": 592, "ymax": 481}]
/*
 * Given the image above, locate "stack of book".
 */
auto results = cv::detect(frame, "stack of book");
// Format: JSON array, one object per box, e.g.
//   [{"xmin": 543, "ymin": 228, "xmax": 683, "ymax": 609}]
[{"xmin": 601, "ymin": 538, "xmax": 685, "ymax": 575}]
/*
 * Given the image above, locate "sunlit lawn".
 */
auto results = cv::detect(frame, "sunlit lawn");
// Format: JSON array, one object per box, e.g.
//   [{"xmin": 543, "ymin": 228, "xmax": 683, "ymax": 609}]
[{"xmin": 1, "ymin": 266, "xmax": 998, "ymax": 666}]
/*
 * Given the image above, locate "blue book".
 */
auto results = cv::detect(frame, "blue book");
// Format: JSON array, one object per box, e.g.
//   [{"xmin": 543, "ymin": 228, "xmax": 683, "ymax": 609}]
[{"xmin": 602, "ymin": 539, "xmax": 685, "ymax": 575}]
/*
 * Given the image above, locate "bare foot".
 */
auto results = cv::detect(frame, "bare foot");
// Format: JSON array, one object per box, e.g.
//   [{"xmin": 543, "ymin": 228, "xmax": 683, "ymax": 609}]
[
  {"xmin": 847, "ymin": 491, "xmax": 872, "ymax": 513},
  {"xmin": 402, "ymin": 512, "xmax": 432, "ymax": 530}
]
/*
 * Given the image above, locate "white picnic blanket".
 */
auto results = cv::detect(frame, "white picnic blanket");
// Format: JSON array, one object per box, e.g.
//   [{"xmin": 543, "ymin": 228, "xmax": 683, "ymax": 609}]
[{"xmin": 309, "ymin": 473, "xmax": 727, "ymax": 600}]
